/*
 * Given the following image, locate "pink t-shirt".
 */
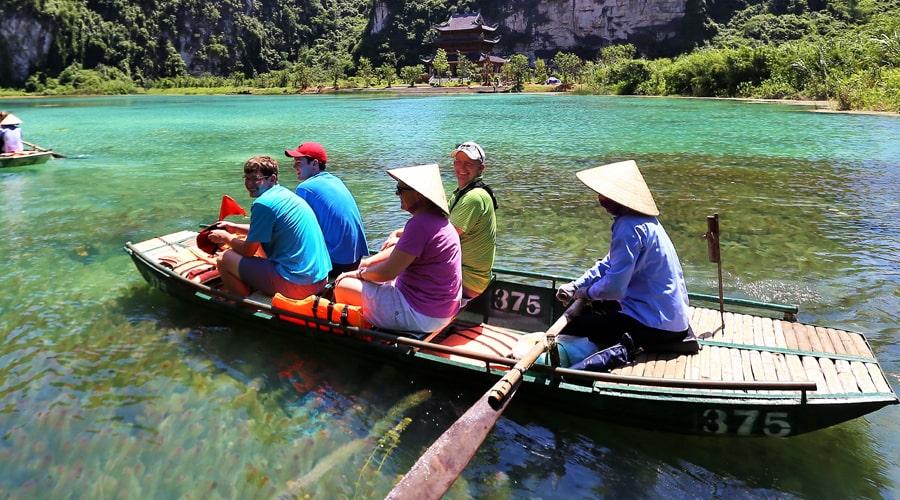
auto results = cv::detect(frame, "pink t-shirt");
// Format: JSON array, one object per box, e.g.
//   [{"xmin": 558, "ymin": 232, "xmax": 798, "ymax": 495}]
[{"xmin": 395, "ymin": 211, "xmax": 462, "ymax": 319}]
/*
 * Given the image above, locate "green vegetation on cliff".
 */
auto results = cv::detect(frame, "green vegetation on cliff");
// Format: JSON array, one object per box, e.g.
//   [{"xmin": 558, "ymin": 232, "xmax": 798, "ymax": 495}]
[{"xmin": 1, "ymin": 0, "xmax": 898, "ymax": 111}]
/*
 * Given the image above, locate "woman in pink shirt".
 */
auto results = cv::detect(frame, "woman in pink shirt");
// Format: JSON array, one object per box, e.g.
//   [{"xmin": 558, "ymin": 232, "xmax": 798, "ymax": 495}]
[{"xmin": 334, "ymin": 163, "xmax": 462, "ymax": 333}]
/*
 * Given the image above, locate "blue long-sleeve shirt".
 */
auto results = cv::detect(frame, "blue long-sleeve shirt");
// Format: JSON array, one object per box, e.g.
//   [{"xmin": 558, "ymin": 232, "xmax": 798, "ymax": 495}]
[{"xmin": 573, "ymin": 211, "xmax": 690, "ymax": 332}]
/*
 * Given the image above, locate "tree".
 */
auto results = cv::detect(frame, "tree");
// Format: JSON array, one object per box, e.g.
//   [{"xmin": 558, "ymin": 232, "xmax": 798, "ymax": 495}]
[
  {"xmin": 534, "ymin": 58, "xmax": 548, "ymax": 83},
  {"xmin": 506, "ymin": 54, "xmax": 530, "ymax": 91},
  {"xmin": 320, "ymin": 53, "xmax": 350, "ymax": 88},
  {"xmin": 377, "ymin": 62, "xmax": 396, "ymax": 88},
  {"xmin": 456, "ymin": 51, "xmax": 474, "ymax": 84},
  {"xmin": 357, "ymin": 57, "xmax": 374, "ymax": 87},
  {"xmin": 481, "ymin": 60, "xmax": 495, "ymax": 85},
  {"xmin": 290, "ymin": 62, "xmax": 315, "ymax": 89},
  {"xmin": 431, "ymin": 48, "xmax": 449, "ymax": 86},
  {"xmin": 400, "ymin": 64, "xmax": 424, "ymax": 87},
  {"xmin": 553, "ymin": 52, "xmax": 582, "ymax": 85},
  {"xmin": 600, "ymin": 44, "xmax": 637, "ymax": 65}
]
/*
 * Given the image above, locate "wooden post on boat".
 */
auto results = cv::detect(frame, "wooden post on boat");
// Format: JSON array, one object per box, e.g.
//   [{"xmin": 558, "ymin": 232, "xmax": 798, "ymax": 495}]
[{"xmin": 704, "ymin": 214, "xmax": 725, "ymax": 330}]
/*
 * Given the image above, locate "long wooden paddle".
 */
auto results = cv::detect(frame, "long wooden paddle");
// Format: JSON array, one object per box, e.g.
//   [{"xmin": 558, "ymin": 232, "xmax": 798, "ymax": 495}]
[
  {"xmin": 23, "ymin": 140, "xmax": 66, "ymax": 158},
  {"xmin": 386, "ymin": 298, "xmax": 585, "ymax": 499}
]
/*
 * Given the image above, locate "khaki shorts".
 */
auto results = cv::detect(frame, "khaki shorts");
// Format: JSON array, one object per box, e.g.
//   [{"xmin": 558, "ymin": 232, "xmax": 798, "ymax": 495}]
[{"xmin": 362, "ymin": 281, "xmax": 452, "ymax": 333}]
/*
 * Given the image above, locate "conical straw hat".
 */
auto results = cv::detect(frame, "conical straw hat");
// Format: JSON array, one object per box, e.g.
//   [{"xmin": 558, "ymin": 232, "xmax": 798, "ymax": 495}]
[
  {"xmin": 387, "ymin": 163, "xmax": 450, "ymax": 215},
  {"xmin": 576, "ymin": 160, "xmax": 659, "ymax": 216},
  {"xmin": 0, "ymin": 113, "xmax": 22, "ymax": 126}
]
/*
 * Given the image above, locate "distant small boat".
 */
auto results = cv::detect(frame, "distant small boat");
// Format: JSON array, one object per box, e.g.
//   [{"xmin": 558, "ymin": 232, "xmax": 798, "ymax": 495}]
[
  {"xmin": 125, "ymin": 229, "xmax": 899, "ymax": 437},
  {"xmin": 0, "ymin": 149, "xmax": 54, "ymax": 168}
]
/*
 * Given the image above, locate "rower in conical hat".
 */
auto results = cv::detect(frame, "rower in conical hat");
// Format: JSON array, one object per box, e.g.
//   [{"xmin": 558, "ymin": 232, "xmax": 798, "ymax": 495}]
[
  {"xmin": 554, "ymin": 158, "xmax": 692, "ymax": 365},
  {"xmin": 575, "ymin": 159, "xmax": 659, "ymax": 216},
  {"xmin": 387, "ymin": 163, "xmax": 451, "ymax": 216},
  {"xmin": 0, "ymin": 113, "xmax": 23, "ymax": 126}
]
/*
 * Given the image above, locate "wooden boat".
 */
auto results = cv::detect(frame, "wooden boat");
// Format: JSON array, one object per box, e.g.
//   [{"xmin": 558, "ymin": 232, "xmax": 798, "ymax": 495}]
[
  {"xmin": 125, "ymin": 230, "xmax": 898, "ymax": 437},
  {"xmin": 0, "ymin": 149, "xmax": 54, "ymax": 168}
]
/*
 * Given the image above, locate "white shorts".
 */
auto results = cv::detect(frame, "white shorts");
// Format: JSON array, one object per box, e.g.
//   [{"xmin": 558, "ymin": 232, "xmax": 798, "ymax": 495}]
[{"xmin": 362, "ymin": 281, "xmax": 453, "ymax": 333}]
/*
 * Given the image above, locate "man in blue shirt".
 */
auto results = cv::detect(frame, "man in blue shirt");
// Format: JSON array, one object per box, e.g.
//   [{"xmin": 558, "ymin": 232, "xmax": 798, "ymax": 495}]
[
  {"xmin": 285, "ymin": 142, "xmax": 369, "ymax": 279},
  {"xmin": 207, "ymin": 155, "xmax": 331, "ymax": 298},
  {"xmin": 556, "ymin": 160, "xmax": 691, "ymax": 351}
]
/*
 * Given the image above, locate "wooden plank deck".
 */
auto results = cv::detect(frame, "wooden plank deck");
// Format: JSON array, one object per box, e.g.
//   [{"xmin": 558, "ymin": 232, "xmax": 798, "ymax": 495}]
[{"xmin": 606, "ymin": 306, "xmax": 891, "ymax": 397}]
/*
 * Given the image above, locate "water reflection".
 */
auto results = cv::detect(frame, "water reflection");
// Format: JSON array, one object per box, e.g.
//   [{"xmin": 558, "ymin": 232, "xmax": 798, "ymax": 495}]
[{"xmin": 1, "ymin": 94, "xmax": 898, "ymax": 498}]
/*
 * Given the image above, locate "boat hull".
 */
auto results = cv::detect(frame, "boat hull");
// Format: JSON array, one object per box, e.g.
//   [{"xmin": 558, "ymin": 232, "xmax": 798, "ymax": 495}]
[
  {"xmin": 0, "ymin": 150, "xmax": 53, "ymax": 168},
  {"xmin": 125, "ymin": 231, "xmax": 898, "ymax": 437}
]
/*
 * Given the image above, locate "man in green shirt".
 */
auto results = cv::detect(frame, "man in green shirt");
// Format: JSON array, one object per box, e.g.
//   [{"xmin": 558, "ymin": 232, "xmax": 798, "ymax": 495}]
[{"xmin": 447, "ymin": 141, "xmax": 498, "ymax": 300}]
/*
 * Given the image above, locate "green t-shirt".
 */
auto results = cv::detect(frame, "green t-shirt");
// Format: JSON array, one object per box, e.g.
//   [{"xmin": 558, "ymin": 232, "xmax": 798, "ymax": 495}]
[{"xmin": 448, "ymin": 178, "xmax": 497, "ymax": 295}]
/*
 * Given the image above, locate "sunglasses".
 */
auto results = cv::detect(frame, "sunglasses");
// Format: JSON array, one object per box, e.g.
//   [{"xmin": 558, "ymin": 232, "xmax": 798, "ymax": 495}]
[
  {"xmin": 455, "ymin": 143, "xmax": 484, "ymax": 162},
  {"xmin": 243, "ymin": 174, "xmax": 273, "ymax": 183},
  {"xmin": 395, "ymin": 184, "xmax": 415, "ymax": 195}
]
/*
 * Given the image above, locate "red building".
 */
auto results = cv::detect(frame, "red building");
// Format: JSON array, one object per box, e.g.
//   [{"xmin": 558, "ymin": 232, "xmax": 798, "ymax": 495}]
[{"xmin": 422, "ymin": 11, "xmax": 506, "ymax": 80}]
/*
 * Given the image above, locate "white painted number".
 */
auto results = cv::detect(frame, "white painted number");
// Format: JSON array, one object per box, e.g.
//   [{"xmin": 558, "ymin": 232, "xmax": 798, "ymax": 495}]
[
  {"xmin": 763, "ymin": 412, "xmax": 791, "ymax": 437},
  {"xmin": 734, "ymin": 410, "xmax": 758, "ymax": 435},
  {"xmin": 700, "ymin": 409, "xmax": 793, "ymax": 436},
  {"xmin": 510, "ymin": 291, "xmax": 525, "ymax": 311},
  {"xmin": 701, "ymin": 409, "xmax": 729, "ymax": 434},
  {"xmin": 526, "ymin": 295, "xmax": 541, "ymax": 315},
  {"xmin": 492, "ymin": 289, "xmax": 542, "ymax": 316}
]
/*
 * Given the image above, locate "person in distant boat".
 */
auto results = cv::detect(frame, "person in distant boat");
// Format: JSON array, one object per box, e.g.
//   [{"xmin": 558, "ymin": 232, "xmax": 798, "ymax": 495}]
[
  {"xmin": 206, "ymin": 155, "xmax": 331, "ymax": 298},
  {"xmin": 333, "ymin": 163, "xmax": 462, "ymax": 333},
  {"xmin": 0, "ymin": 113, "xmax": 24, "ymax": 153},
  {"xmin": 0, "ymin": 111, "xmax": 7, "ymax": 148},
  {"xmin": 381, "ymin": 141, "xmax": 497, "ymax": 302},
  {"xmin": 284, "ymin": 141, "xmax": 369, "ymax": 280},
  {"xmin": 556, "ymin": 160, "xmax": 691, "ymax": 351}
]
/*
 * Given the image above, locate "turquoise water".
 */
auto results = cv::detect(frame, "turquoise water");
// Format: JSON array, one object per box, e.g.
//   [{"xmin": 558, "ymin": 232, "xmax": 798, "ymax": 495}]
[{"xmin": 1, "ymin": 94, "xmax": 898, "ymax": 498}]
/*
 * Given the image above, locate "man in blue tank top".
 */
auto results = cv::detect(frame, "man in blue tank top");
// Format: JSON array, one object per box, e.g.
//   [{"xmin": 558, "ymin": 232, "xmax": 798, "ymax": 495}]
[{"xmin": 285, "ymin": 142, "xmax": 369, "ymax": 279}]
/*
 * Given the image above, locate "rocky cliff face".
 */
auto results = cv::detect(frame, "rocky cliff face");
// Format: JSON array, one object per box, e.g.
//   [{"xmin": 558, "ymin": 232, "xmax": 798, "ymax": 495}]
[
  {"xmin": 368, "ymin": 0, "xmax": 688, "ymax": 60},
  {"xmin": 0, "ymin": 11, "xmax": 54, "ymax": 87},
  {"xmin": 492, "ymin": 0, "xmax": 686, "ymax": 58}
]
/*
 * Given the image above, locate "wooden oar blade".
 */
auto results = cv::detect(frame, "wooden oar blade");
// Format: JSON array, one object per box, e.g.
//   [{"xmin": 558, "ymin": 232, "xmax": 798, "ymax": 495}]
[
  {"xmin": 385, "ymin": 388, "xmax": 517, "ymax": 500},
  {"xmin": 387, "ymin": 298, "xmax": 585, "ymax": 499}
]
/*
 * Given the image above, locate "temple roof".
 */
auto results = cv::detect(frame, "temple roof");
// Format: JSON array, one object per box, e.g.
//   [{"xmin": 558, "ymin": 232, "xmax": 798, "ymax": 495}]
[
  {"xmin": 478, "ymin": 54, "xmax": 508, "ymax": 64},
  {"xmin": 422, "ymin": 52, "xmax": 507, "ymax": 65},
  {"xmin": 435, "ymin": 34, "xmax": 501, "ymax": 45},
  {"xmin": 436, "ymin": 11, "xmax": 498, "ymax": 33}
]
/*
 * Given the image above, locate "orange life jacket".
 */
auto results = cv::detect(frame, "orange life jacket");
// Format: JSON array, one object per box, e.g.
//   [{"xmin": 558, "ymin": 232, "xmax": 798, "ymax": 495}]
[{"xmin": 273, "ymin": 293, "xmax": 372, "ymax": 331}]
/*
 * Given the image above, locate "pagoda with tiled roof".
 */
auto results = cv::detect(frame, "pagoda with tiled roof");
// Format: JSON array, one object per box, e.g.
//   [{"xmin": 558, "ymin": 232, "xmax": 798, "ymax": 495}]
[{"xmin": 422, "ymin": 11, "xmax": 505, "ymax": 79}]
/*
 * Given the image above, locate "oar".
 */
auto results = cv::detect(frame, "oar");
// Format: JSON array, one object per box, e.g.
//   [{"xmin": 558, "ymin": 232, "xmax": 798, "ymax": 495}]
[
  {"xmin": 23, "ymin": 140, "xmax": 66, "ymax": 158},
  {"xmin": 386, "ymin": 298, "xmax": 585, "ymax": 499}
]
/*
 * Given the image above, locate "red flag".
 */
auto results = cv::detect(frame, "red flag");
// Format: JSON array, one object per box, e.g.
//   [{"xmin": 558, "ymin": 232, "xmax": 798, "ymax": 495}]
[{"xmin": 219, "ymin": 195, "xmax": 247, "ymax": 220}]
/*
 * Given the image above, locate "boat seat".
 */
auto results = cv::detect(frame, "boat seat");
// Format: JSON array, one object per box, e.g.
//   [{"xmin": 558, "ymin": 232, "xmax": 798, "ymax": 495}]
[
  {"xmin": 640, "ymin": 327, "xmax": 700, "ymax": 354},
  {"xmin": 374, "ymin": 322, "xmax": 454, "ymax": 343}
]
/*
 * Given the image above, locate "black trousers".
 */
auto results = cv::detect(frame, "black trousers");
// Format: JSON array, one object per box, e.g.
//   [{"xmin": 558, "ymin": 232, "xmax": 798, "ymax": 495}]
[
  {"xmin": 560, "ymin": 302, "xmax": 688, "ymax": 350},
  {"xmin": 328, "ymin": 259, "xmax": 362, "ymax": 281}
]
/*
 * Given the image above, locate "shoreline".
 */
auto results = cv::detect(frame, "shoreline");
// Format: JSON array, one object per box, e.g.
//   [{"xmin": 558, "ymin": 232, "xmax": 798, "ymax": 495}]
[
  {"xmin": 236, "ymin": 85, "xmax": 900, "ymax": 115},
  {"xmin": 4, "ymin": 85, "xmax": 897, "ymax": 115}
]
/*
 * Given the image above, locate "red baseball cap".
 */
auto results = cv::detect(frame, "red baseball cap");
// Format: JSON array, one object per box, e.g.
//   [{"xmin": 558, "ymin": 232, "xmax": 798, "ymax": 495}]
[
  {"xmin": 284, "ymin": 142, "xmax": 327, "ymax": 163},
  {"xmin": 196, "ymin": 224, "xmax": 221, "ymax": 255}
]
